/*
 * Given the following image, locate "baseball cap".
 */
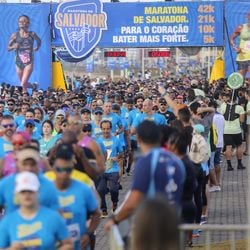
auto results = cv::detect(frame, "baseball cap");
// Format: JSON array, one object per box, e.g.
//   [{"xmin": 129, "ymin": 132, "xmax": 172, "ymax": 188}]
[
  {"xmin": 94, "ymin": 107, "xmax": 103, "ymax": 114},
  {"xmin": 25, "ymin": 119, "xmax": 35, "ymax": 127},
  {"xmin": 55, "ymin": 143, "xmax": 74, "ymax": 160},
  {"xmin": 55, "ymin": 109, "xmax": 66, "ymax": 117},
  {"xmin": 159, "ymin": 98, "xmax": 167, "ymax": 105},
  {"xmin": 82, "ymin": 123, "xmax": 92, "ymax": 132},
  {"xmin": 15, "ymin": 172, "xmax": 40, "ymax": 193},
  {"xmin": 16, "ymin": 147, "xmax": 40, "ymax": 163},
  {"xmin": 81, "ymin": 107, "xmax": 91, "ymax": 114}
]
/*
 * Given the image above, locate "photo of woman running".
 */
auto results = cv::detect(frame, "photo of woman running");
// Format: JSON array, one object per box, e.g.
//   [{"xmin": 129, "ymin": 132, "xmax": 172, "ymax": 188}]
[{"xmin": 7, "ymin": 15, "xmax": 41, "ymax": 92}]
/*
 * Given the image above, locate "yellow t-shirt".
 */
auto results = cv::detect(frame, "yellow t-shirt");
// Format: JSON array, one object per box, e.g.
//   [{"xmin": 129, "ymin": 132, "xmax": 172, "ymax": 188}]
[{"xmin": 44, "ymin": 169, "xmax": 94, "ymax": 187}]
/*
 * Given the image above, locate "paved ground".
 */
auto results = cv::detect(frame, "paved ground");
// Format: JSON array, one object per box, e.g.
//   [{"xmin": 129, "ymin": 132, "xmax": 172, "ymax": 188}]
[
  {"xmin": 95, "ymin": 153, "xmax": 249, "ymax": 250},
  {"xmin": 192, "ymin": 154, "xmax": 249, "ymax": 247}
]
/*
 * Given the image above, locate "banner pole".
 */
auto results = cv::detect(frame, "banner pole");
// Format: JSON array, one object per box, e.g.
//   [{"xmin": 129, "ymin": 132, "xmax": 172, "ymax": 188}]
[{"xmin": 224, "ymin": 17, "xmax": 236, "ymax": 73}]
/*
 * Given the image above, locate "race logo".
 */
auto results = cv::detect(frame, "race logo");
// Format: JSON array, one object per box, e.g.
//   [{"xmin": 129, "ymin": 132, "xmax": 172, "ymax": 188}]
[{"xmin": 55, "ymin": 0, "xmax": 107, "ymax": 58}]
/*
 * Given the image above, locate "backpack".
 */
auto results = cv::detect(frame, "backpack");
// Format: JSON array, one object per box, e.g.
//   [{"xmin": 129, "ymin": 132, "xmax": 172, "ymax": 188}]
[
  {"xmin": 223, "ymin": 103, "xmax": 240, "ymax": 121},
  {"xmin": 188, "ymin": 131, "xmax": 210, "ymax": 164}
]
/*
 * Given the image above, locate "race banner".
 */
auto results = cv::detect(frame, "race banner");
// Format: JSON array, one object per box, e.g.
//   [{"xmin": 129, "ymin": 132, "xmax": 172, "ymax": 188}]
[
  {"xmin": 0, "ymin": 4, "xmax": 51, "ymax": 89},
  {"xmin": 52, "ymin": 1, "xmax": 223, "ymax": 51},
  {"xmin": 225, "ymin": 2, "xmax": 250, "ymax": 78}
]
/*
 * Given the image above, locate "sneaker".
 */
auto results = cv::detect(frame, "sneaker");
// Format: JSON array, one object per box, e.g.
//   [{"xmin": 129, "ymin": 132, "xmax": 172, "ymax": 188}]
[
  {"xmin": 113, "ymin": 203, "xmax": 118, "ymax": 212},
  {"xmin": 200, "ymin": 216, "xmax": 207, "ymax": 225},
  {"xmin": 237, "ymin": 164, "xmax": 246, "ymax": 170},
  {"xmin": 209, "ymin": 185, "xmax": 221, "ymax": 192},
  {"xmin": 227, "ymin": 166, "xmax": 234, "ymax": 171},
  {"xmin": 101, "ymin": 211, "xmax": 108, "ymax": 218},
  {"xmin": 192, "ymin": 230, "xmax": 200, "ymax": 238}
]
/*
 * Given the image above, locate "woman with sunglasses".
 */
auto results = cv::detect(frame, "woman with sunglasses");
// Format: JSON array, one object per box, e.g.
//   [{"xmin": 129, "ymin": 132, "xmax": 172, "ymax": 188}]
[
  {"xmin": 0, "ymin": 131, "xmax": 31, "ymax": 178},
  {"xmin": 0, "ymin": 171, "xmax": 73, "ymax": 249}
]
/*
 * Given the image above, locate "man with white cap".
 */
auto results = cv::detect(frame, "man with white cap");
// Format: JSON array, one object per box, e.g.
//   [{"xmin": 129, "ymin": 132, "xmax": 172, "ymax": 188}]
[
  {"xmin": 0, "ymin": 172, "xmax": 73, "ymax": 249},
  {"xmin": 0, "ymin": 145, "xmax": 59, "ymax": 214}
]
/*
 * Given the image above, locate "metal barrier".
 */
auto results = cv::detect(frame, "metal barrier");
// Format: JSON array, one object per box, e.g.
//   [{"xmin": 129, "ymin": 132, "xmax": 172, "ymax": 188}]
[
  {"xmin": 109, "ymin": 224, "xmax": 250, "ymax": 250},
  {"xmin": 179, "ymin": 224, "xmax": 250, "ymax": 250}
]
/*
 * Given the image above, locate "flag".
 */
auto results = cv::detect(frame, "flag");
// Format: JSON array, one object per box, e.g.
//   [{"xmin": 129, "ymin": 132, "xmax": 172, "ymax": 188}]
[
  {"xmin": 52, "ymin": 62, "xmax": 66, "ymax": 90},
  {"xmin": 209, "ymin": 57, "xmax": 225, "ymax": 84}
]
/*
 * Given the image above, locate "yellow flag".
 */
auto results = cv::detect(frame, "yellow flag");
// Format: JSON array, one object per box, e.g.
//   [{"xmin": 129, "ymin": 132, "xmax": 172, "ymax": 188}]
[
  {"xmin": 209, "ymin": 57, "xmax": 225, "ymax": 84},
  {"xmin": 52, "ymin": 62, "xmax": 66, "ymax": 90}
]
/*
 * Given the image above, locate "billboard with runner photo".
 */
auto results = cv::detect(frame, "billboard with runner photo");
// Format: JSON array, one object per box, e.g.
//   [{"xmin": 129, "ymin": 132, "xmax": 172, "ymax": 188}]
[
  {"xmin": 0, "ymin": 4, "xmax": 51, "ymax": 90},
  {"xmin": 225, "ymin": 1, "xmax": 250, "ymax": 78}
]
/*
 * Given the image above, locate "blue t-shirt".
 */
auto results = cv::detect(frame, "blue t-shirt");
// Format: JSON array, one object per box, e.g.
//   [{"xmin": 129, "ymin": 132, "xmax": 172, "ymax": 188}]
[
  {"xmin": 92, "ymin": 123, "xmax": 102, "ymax": 139},
  {"xmin": 121, "ymin": 106, "xmax": 129, "ymax": 119},
  {"xmin": 39, "ymin": 136, "xmax": 58, "ymax": 157},
  {"xmin": 55, "ymin": 180, "xmax": 98, "ymax": 250},
  {"xmin": 98, "ymin": 136, "xmax": 123, "ymax": 173},
  {"xmin": 0, "ymin": 138, "xmax": 13, "ymax": 159},
  {"xmin": 118, "ymin": 118, "xmax": 129, "ymax": 147},
  {"xmin": 14, "ymin": 115, "xmax": 25, "ymax": 127},
  {"xmin": 0, "ymin": 174, "xmax": 59, "ymax": 214},
  {"xmin": 131, "ymin": 148, "xmax": 185, "ymax": 209},
  {"xmin": 0, "ymin": 206, "xmax": 68, "ymax": 249},
  {"xmin": 128, "ymin": 109, "xmax": 141, "ymax": 141},
  {"xmin": 102, "ymin": 113, "xmax": 122, "ymax": 134},
  {"xmin": 132, "ymin": 113, "xmax": 166, "ymax": 129}
]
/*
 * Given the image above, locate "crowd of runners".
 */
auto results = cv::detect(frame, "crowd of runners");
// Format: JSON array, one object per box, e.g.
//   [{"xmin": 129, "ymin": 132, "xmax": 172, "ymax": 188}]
[{"xmin": 0, "ymin": 75, "xmax": 249, "ymax": 249}]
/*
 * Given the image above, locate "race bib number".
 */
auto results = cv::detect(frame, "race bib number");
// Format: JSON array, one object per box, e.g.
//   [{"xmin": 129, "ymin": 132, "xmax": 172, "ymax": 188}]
[
  {"xmin": 67, "ymin": 223, "xmax": 80, "ymax": 242},
  {"xmin": 106, "ymin": 149, "xmax": 112, "ymax": 170},
  {"xmin": 19, "ymin": 50, "xmax": 31, "ymax": 64},
  {"xmin": 243, "ymin": 41, "xmax": 250, "ymax": 52}
]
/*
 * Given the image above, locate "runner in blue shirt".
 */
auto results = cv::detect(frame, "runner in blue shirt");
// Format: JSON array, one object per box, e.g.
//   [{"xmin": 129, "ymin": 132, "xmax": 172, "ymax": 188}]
[
  {"xmin": 102, "ymin": 102, "xmax": 123, "ymax": 135},
  {"xmin": 52, "ymin": 143, "xmax": 100, "ymax": 250},
  {"xmin": 104, "ymin": 121, "xmax": 185, "ymax": 232},
  {"xmin": 97, "ymin": 120, "xmax": 123, "ymax": 218},
  {"xmin": 131, "ymin": 99, "xmax": 166, "ymax": 134},
  {"xmin": 0, "ymin": 146, "xmax": 59, "ymax": 214},
  {"xmin": 0, "ymin": 171, "xmax": 72, "ymax": 249}
]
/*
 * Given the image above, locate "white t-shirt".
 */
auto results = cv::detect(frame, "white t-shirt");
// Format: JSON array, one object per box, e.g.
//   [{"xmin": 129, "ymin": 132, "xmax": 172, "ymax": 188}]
[
  {"xmin": 213, "ymin": 112, "xmax": 225, "ymax": 148},
  {"xmin": 246, "ymin": 101, "xmax": 250, "ymax": 125}
]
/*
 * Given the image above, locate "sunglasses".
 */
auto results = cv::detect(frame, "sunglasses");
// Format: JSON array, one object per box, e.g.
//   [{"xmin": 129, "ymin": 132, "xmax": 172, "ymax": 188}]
[
  {"xmin": 83, "ymin": 129, "xmax": 91, "ymax": 133},
  {"xmin": 95, "ymin": 112, "xmax": 103, "ymax": 115},
  {"xmin": 55, "ymin": 167, "xmax": 72, "ymax": 173},
  {"xmin": 13, "ymin": 141, "xmax": 25, "ymax": 146},
  {"xmin": 7, "ymin": 103, "xmax": 14, "ymax": 106},
  {"xmin": 56, "ymin": 116, "xmax": 64, "ymax": 119},
  {"xmin": 25, "ymin": 124, "xmax": 34, "ymax": 128},
  {"xmin": 2, "ymin": 123, "xmax": 15, "ymax": 128}
]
